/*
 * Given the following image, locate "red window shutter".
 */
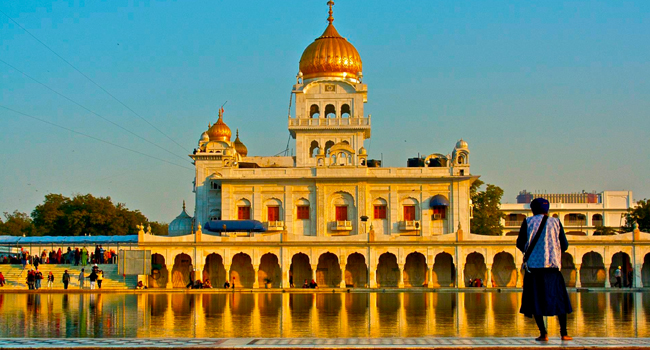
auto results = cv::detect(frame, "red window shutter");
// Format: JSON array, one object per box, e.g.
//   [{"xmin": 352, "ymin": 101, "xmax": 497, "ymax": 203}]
[
  {"xmin": 238, "ymin": 206, "xmax": 250, "ymax": 220},
  {"xmin": 404, "ymin": 205, "xmax": 415, "ymax": 221},
  {"xmin": 268, "ymin": 207, "xmax": 279, "ymax": 221},
  {"xmin": 297, "ymin": 206, "xmax": 310, "ymax": 220},
  {"xmin": 374, "ymin": 205, "xmax": 386, "ymax": 219},
  {"xmin": 336, "ymin": 206, "xmax": 348, "ymax": 221}
]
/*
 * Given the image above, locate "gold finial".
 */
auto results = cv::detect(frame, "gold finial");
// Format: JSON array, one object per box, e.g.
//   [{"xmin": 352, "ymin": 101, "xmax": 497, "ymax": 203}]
[
  {"xmin": 327, "ymin": 0, "xmax": 335, "ymax": 24},
  {"xmin": 182, "ymin": 200, "xmax": 186, "ymax": 211},
  {"xmin": 218, "ymin": 106, "xmax": 224, "ymax": 119}
]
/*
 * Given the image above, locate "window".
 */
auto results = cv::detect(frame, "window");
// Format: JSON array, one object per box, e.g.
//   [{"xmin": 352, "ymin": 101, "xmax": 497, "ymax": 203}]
[
  {"xmin": 432, "ymin": 206, "xmax": 446, "ymax": 219},
  {"xmin": 267, "ymin": 206, "xmax": 280, "ymax": 221},
  {"xmin": 374, "ymin": 205, "xmax": 387, "ymax": 219},
  {"xmin": 403, "ymin": 205, "xmax": 416, "ymax": 221},
  {"xmin": 238, "ymin": 206, "xmax": 251, "ymax": 220},
  {"xmin": 297, "ymin": 205, "xmax": 310, "ymax": 220},
  {"xmin": 310, "ymin": 104, "xmax": 320, "ymax": 118},
  {"xmin": 325, "ymin": 104, "xmax": 336, "ymax": 118},
  {"xmin": 336, "ymin": 206, "xmax": 348, "ymax": 221}
]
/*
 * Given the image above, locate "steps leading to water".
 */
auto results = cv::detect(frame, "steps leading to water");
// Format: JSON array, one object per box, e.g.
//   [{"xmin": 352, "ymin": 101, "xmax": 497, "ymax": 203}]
[{"xmin": 0, "ymin": 264, "xmax": 137, "ymax": 289}]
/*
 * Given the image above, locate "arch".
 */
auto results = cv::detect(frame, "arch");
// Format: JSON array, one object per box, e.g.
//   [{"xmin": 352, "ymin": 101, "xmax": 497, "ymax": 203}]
[
  {"xmin": 309, "ymin": 141, "xmax": 320, "ymax": 158},
  {"xmin": 259, "ymin": 253, "xmax": 281, "ymax": 288},
  {"xmin": 316, "ymin": 252, "xmax": 341, "ymax": 287},
  {"xmin": 403, "ymin": 252, "xmax": 427, "ymax": 287},
  {"xmin": 564, "ymin": 213, "xmax": 586, "ymax": 226},
  {"xmin": 561, "ymin": 252, "xmax": 576, "ymax": 287},
  {"xmin": 325, "ymin": 104, "xmax": 336, "ymax": 118},
  {"xmin": 264, "ymin": 198, "xmax": 283, "ymax": 222},
  {"xmin": 149, "ymin": 253, "xmax": 168, "ymax": 288},
  {"xmin": 432, "ymin": 252, "xmax": 455, "ymax": 287},
  {"xmin": 609, "ymin": 252, "xmax": 631, "ymax": 287},
  {"xmin": 642, "ymin": 254, "xmax": 650, "ymax": 287},
  {"xmin": 458, "ymin": 154, "xmax": 466, "ymax": 164},
  {"xmin": 464, "ymin": 252, "xmax": 487, "ymax": 287},
  {"xmin": 171, "ymin": 253, "xmax": 192, "ymax": 288},
  {"xmin": 505, "ymin": 213, "xmax": 526, "ymax": 227},
  {"xmin": 376, "ymin": 252, "xmax": 399, "ymax": 287},
  {"xmin": 203, "ymin": 253, "xmax": 227, "ymax": 288},
  {"xmin": 592, "ymin": 214, "xmax": 603, "ymax": 226},
  {"xmin": 401, "ymin": 197, "xmax": 419, "ymax": 221},
  {"xmin": 230, "ymin": 252, "xmax": 255, "ymax": 288},
  {"xmin": 341, "ymin": 104, "xmax": 351, "ymax": 118},
  {"xmin": 492, "ymin": 252, "xmax": 516, "ymax": 287},
  {"xmin": 290, "ymin": 253, "xmax": 312, "ymax": 288},
  {"xmin": 345, "ymin": 253, "xmax": 368, "ymax": 288},
  {"xmin": 581, "ymin": 251, "xmax": 606, "ymax": 287},
  {"xmin": 236, "ymin": 198, "xmax": 251, "ymax": 220},
  {"xmin": 324, "ymin": 141, "xmax": 335, "ymax": 155},
  {"xmin": 309, "ymin": 104, "xmax": 320, "ymax": 118}
]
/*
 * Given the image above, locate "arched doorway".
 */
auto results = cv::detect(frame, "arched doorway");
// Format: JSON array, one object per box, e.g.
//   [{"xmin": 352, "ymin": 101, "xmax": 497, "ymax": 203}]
[
  {"xmin": 404, "ymin": 252, "xmax": 427, "ymax": 287},
  {"xmin": 345, "ymin": 253, "xmax": 368, "ymax": 288},
  {"xmin": 492, "ymin": 252, "xmax": 516, "ymax": 287},
  {"xmin": 317, "ymin": 252, "xmax": 341, "ymax": 288},
  {"xmin": 581, "ymin": 252, "xmax": 606, "ymax": 287},
  {"xmin": 464, "ymin": 252, "xmax": 487, "ymax": 287},
  {"xmin": 231, "ymin": 253, "xmax": 255, "ymax": 288},
  {"xmin": 149, "ymin": 253, "xmax": 168, "ymax": 288},
  {"xmin": 432, "ymin": 252, "xmax": 455, "ymax": 287},
  {"xmin": 609, "ymin": 252, "xmax": 631, "ymax": 287},
  {"xmin": 171, "ymin": 253, "xmax": 192, "ymax": 288},
  {"xmin": 376, "ymin": 252, "xmax": 399, "ymax": 287},
  {"xmin": 561, "ymin": 252, "xmax": 577, "ymax": 287},
  {"xmin": 203, "ymin": 253, "xmax": 227, "ymax": 287},
  {"xmin": 259, "ymin": 253, "xmax": 281, "ymax": 288},
  {"xmin": 289, "ymin": 253, "xmax": 312, "ymax": 287},
  {"xmin": 642, "ymin": 254, "xmax": 650, "ymax": 287}
]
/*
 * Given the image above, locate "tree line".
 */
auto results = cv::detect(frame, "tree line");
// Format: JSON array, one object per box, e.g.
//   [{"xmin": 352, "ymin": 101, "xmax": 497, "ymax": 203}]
[{"xmin": 0, "ymin": 193, "xmax": 168, "ymax": 236}]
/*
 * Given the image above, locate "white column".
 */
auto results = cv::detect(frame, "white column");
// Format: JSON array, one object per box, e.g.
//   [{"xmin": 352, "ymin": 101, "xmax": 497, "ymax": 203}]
[
  {"xmin": 605, "ymin": 264, "xmax": 611, "ymax": 288},
  {"xmin": 486, "ymin": 264, "xmax": 493, "ymax": 288},
  {"xmin": 311, "ymin": 264, "xmax": 318, "ymax": 284},
  {"xmin": 253, "ymin": 265, "xmax": 260, "ymax": 289},
  {"xmin": 398, "ymin": 263, "xmax": 405, "ymax": 288},
  {"xmin": 339, "ymin": 263, "xmax": 346, "ymax": 288}
]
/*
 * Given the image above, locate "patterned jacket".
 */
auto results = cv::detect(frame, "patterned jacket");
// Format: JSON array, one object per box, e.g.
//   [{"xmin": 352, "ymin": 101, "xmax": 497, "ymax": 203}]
[{"xmin": 516, "ymin": 215, "xmax": 569, "ymax": 269}]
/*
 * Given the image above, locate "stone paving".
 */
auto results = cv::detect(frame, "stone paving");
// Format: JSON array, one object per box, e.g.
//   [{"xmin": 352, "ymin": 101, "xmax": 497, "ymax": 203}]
[{"xmin": 2, "ymin": 337, "xmax": 650, "ymax": 349}]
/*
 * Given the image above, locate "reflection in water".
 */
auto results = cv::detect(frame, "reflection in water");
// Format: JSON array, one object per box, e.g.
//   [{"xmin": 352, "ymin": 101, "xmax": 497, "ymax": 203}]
[{"xmin": 0, "ymin": 292, "xmax": 648, "ymax": 338}]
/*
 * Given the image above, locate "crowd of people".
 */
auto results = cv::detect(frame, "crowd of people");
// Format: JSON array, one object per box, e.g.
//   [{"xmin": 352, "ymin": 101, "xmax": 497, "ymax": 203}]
[{"xmin": 1, "ymin": 245, "xmax": 117, "ymax": 266}]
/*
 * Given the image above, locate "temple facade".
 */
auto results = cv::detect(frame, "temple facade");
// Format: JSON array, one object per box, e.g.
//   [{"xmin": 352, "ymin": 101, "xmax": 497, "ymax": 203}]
[{"xmin": 136, "ymin": 3, "xmax": 650, "ymax": 290}]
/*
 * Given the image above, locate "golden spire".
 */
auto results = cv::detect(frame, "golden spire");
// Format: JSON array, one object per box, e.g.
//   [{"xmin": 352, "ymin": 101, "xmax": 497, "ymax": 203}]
[
  {"xmin": 327, "ymin": 0, "xmax": 334, "ymax": 24},
  {"xmin": 206, "ymin": 107, "xmax": 232, "ymax": 142},
  {"xmin": 233, "ymin": 128, "xmax": 248, "ymax": 157}
]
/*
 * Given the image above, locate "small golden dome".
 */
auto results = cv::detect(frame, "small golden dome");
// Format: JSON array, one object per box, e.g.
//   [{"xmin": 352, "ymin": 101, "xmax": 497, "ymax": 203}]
[
  {"xmin": 207, "ymin": 107, "xmax": 231, "ymax": 142},
  {"xmin": 233, "ymin": 129, "xmax": 248, "ymax": 157},
  {"xmin": 299, "ymin": 2, "xmax": 362, "ymax": 80}
]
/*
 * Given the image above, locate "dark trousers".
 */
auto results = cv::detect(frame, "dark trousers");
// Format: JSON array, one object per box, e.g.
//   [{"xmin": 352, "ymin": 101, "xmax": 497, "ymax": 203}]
[
  {"xmin": 63, "ymin": 281, "xmax": 68, "ymax": 289},
  {"xmin": 97, "ymin": 280, "xmax": 102, "ymax": 289},
  {"xmin": 534, "ymin": 314, "xmax": 568, "ymax": 336},
  {"xmin": 614, "ymin": 277, "xmax": 622, "ymax": 288}
]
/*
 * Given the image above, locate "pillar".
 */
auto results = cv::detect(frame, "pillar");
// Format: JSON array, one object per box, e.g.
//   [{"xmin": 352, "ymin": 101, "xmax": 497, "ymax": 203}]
[
  {"xmin": 224, "ymin": 264, "xmax": 232, "ymax": 286},
  {"xmin": 253, "ymin": 265, "xmax": 260, "ymax": 289},
  {"xmin": 486, "ymin": 264, "xmax": 493, "ymax": 288},
  {"xmin": 605, "ymin": 264, "xmax": 611, "ymax": 288},
  {"xmin": 398, "ymin": 263, "xmax": 405, "ymax": 288},
  {"xmin": 311, "ymin": 264, "xmax": 317, "ymax": 284},
  {"xmin": 281, "ymin": 262, "xmax": 289, "ymax": 288},
  {"xmin": 339, "ymin": 262, "xmax": 346, "ymax": 288},
  {"xmin": 634, "ymin": 264, "xmax": 642, "ymax": 288},
  {"xmin": 516, "ymin": 268, "xmax": 523, "ymax": 288},
  {"xmin": 575, "ymin": 265, "xmax": 581, "ymax": 288},
  {"xmin": 428, "ymin": 266, "xmax": 434, "ymax": 288},
  {"xmin": 369, "ymin": 258, "xmax": 377, "ymax": 288}
]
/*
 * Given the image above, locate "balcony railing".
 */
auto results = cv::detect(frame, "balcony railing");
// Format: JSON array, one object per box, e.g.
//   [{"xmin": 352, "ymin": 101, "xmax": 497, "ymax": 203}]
[
  {"xmin": 592, "ymin": 220, "xmax": 603, "ymax": 227},
  {"xmin": 331, "ymin": 220, "xmax": 353, "ymax": 231},
  {"xmin": 564, "ymin": 220, "xmax": 587, "ymax": 226},
  {"xmin": 505, "ymin": 221, "xmax": 522, "ymax": 227},
  {"xmin": 289, "ymin": 117, "xmax": 370, "ymax": 127},
  {"xmin": 399, "ymin": 220, "xmax": 420, "ymax": 231},
  {"xmin": 266, "ymin": 221, "xmax": 284, "ymax": 231}
]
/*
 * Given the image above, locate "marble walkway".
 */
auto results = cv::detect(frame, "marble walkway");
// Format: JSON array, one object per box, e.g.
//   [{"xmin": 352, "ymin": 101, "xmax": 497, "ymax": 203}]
[{"xmin": 2, "ymin": 337, "xmax": 650, "ymax": 349}]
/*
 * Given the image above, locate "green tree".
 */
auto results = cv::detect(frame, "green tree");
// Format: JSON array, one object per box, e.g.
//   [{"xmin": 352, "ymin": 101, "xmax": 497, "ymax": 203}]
[
  {"xmin": 623, "ymin": 199, "xmax": 650, "ymax": 232},
  {"xmin": 470, "ymin": 180, "xmax": 506, "ymax": 235},
  {"xmin": 149, "ymin": 221, "xmax": 169, "ymax": 236},
  {"xmin": 0, "ymin": 211, "xmax": 35, "ymax": 236}
]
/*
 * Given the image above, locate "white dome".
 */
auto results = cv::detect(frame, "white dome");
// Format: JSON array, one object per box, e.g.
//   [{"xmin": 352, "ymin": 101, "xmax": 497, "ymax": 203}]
[
  {"xmin": 359, "ymin": 147, "xmax": 367, "ymax": 155},
  {"xmin": 199, "ymin": 132, "xmax": 209, "ymax": 144},
  {"xmin": 456, "ymin": 139, "xmax": 468, "ymax": 149},
  {"xmin": 168, "ymin": 201, "xmax": 193, "ymax": 237}
]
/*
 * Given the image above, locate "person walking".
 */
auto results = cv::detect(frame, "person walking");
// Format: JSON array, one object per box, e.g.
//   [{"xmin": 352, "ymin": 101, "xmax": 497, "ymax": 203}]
[
  {"xmin": 517, "ymin": 197, "xmax": 573, "ymax": 342},
  {"xmin": 0, "ymin": 271, "xmax": 5, "ymax": 287},
  {"xmin": 62, "ymin": 270, "xmax": 70, "ymax": 290},
  {"xmin": 81, "ymin": 247, "xmax": 88, "ymax": 266},
  {"xmin": 78, "ymin": 268, "xmax": 85, "ymax": 289},
  {"xmin": 89, "ymin": 269, "xmax": 98, "ymax": 290},
  {"xmin": 74, "ymin": 248, "xmax": 80, "ymax": 266},
  {"xmin": 47, "ymin": 271, "xmax": 55, "ymax": 289},
  {"xmin": 26, "ymin": 270, "xmax": 35, "ymax": 290},
  {"xmin": 97, "ymin": 269, "xmax": 103, "ymax": 289},
  {"xmin": 614, "ymin": 266, "xmax": 622, "ymax": 288},
  {"xmin": 34, "ymin": 269, "xmax": 43, "ymax": 290}
]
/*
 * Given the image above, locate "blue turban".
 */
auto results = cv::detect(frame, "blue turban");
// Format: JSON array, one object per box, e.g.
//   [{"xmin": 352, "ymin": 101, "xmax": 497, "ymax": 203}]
[{"xmin": 530, "ymin": 198, "xmax": 550, "ymax": 215}]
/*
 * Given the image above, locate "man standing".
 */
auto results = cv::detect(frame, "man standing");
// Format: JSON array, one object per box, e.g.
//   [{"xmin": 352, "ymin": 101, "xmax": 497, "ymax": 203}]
[
  {"xmin": 89, "ymin": 269, "xmax": 98, "ymax": 290},
  {"xmin": 62, "ymin": 270, "xmax": 70, "ymax": 290},
  {"xmin": 614, "ymin": 266, "xmax": 622, "ymax": 288},
  {"xmin": 78, "ymin": 268, "xmax": 85, "ymax": 289},
  {"xmin": 34, "ymin": 269, "xmax": 43, "ymax": 290}
]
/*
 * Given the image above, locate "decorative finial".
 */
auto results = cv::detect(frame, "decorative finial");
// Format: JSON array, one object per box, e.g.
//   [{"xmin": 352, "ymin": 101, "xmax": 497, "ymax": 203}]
[
  {"xmin": 327, "ymin": 0, "xmax": 335, "ymax": 24},
  {"xmin": 236, "ymin": 129, "xmax": 239, "ymax": 137},
  {"xmin": 182, "ymin": 200, "xmax": 186, "ymax": 210},
  {"xmin": 218, "ymin": 106, "xmax": 224, "ymax": 120}
]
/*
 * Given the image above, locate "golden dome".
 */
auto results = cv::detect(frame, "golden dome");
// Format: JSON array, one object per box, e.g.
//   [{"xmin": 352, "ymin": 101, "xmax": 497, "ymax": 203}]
[
  {"xmin": 233, "ymin": 129, "xmax": 248, "ymax": 157},
  {"xmin": 299, "ymin": 2, "xmax": 362, "ymax": 80},
  {"xmin": 207, "ymin": 107, "xmax": 231, "ymax": 142}
]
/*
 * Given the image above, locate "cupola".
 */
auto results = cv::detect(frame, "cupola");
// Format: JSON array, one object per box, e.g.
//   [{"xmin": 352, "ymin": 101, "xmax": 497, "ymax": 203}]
[
  {"xmin": 233, "ymin": 129, "xmax": 248, "ymax": 157},
  {"xmin": 207, "ymin": 107, "xmax": 231, "ymax": 142}
]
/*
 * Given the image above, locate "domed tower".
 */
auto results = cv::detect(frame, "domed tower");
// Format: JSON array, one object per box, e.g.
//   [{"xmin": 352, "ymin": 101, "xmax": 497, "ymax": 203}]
[
  {"xmin": 452, "ymin": 139, "xmax": 470, "ymax": 175},
  {"xmin": 290, "ymin": 1, "xmax": 370, "ymax": 168},
  {"xmin": 233, "ymin": 129, "xmax": 248, "ymax": 157},
  {"xmin": 168, "ymin": 201, "xmax": 193, "ymax": 236}
]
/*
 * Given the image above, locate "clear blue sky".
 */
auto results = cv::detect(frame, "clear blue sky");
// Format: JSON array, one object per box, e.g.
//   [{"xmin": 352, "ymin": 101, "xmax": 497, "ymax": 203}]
[{"xmin": 1, "ymin": 1, "xmax": 648, "ymax": 222}]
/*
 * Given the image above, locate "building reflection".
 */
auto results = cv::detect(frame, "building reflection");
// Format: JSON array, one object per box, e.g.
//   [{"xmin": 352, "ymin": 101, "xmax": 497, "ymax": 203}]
[{"xmin": 0, "ymin": 292, "xmax": 649, "ymax": 338}]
